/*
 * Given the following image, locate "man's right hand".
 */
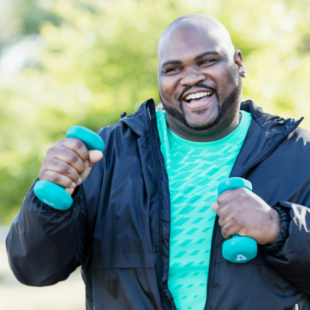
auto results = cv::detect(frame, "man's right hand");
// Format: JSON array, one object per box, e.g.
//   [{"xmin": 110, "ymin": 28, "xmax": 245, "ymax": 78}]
[{"xmin": 39, "ymin": 138, "xmax": 103, "ymax": 195}]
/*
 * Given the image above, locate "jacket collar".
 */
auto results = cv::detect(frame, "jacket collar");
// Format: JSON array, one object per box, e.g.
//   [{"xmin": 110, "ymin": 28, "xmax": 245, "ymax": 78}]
[
  {"xmin": 120, "ymin": 98, "xmax": 155, "ymax": 137},
  {"xmin": 121, "ymin": 98, "xmax": 303, "ymax": 176},
  {"xmin": 233, "ymin": 99, "xmax": 303, "ymax": 177}
]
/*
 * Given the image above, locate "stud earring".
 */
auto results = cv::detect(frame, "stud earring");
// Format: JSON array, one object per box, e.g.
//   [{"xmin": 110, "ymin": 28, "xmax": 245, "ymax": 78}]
[{"xmin": 239, "ymin": 69, "xmax": 247, "ymax": 77}]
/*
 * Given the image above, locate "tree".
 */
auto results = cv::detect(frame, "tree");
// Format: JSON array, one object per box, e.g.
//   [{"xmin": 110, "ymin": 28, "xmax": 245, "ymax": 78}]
[{"xmin": 1, "ymin": 0, "xmax": 310, "ymax": 223}]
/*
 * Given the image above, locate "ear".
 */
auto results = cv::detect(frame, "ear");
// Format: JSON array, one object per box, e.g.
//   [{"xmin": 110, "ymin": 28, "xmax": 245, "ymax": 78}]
[{"xmin": 234, "ymin": 50, "xmax": 246, "ymax": 78}]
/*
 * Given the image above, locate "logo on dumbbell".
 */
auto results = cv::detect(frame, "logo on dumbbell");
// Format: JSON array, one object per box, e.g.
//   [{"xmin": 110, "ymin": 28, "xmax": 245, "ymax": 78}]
[{"xmin": 235, "ymin": 255, "xmax": 247, "ymax": 262}]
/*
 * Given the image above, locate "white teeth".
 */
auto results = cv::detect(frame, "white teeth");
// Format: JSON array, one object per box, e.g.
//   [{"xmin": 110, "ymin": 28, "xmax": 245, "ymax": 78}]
[{"xmin": 185, "ymin": 91, "xmax": 212, "ymax": 101}]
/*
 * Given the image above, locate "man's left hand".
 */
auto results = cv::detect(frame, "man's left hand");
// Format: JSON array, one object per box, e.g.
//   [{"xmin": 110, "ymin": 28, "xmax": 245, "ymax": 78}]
[{"xmin": 211, "ymin": 188, "xmax": 281, "ymax": 245}]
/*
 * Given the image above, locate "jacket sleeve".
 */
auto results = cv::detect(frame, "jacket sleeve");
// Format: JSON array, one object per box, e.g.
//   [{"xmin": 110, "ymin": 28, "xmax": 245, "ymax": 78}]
[
  {"xmin": 5, "ymin": 179, "xmax": 89, "ymax": 286},
  {"xmin": 265, "ymin": 201, "xmax": 310, "ymax": 294}
]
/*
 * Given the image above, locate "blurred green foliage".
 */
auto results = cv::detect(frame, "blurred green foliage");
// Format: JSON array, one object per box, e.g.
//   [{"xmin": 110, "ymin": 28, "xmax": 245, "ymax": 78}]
[{"xmin": 1, "ymin": 0, "xmax": 310, "ymax": 223}]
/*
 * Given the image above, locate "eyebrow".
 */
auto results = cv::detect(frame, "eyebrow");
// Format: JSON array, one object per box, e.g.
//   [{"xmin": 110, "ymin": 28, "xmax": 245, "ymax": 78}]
[
  {"xmin": 195, "ymin": 51, "xmax": 220, "ymax": 60},
  {"xmin": 162, "ymin": 60, "xmax": 182, "ymax": 68},
  {"xmin": 161, "ymin": 51, "xmax": 220, "ymax": 68}
]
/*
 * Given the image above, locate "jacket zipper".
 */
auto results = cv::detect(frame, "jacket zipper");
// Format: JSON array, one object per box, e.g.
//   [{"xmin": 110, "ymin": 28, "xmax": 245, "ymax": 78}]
[
  {"xmin": 205, "ymin": 215, "xmax": 218, "ymax": 310},
  {"xmin": 205, "ymin": 118, "xmax": 302, "ymax": 310},
  {"xmin": 147, "ymin": 106, "xmax": 172, "ymax": 310}
]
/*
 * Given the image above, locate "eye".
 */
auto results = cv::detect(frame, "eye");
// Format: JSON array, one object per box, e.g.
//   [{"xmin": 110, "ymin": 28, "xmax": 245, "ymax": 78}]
[
  {"xmin": 165, "ymin": 67, "xmax": 181, "ymax": 73},
  {"xmin": 200, "ymin": 59, "xmax": 216, "ymax": 65}
]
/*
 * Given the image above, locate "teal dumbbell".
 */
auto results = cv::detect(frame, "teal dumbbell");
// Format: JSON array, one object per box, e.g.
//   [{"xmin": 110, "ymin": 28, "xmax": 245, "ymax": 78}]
[
  {"xmin": 34, "ymin": 126, "xmax": 105, "ymax": 211},
  {"xmin": 218, "ymin": 177, "xmax": 257, "ymax": 263}
]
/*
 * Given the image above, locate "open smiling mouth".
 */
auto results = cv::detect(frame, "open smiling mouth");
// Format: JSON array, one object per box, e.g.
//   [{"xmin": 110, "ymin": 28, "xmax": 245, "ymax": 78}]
[{"xmin": 183, "ymin": 91, "xmax": 214, "ymax": 110}]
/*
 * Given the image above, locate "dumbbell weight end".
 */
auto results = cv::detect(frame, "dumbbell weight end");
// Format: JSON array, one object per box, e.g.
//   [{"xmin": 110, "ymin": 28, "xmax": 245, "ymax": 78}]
[
  {"xmin": 222, "ymin": 235, "xmax": 257, "ymax": 263},
  {"xmin": 34, "ymin": 180, "xmax": 73, "ymax": 211}
]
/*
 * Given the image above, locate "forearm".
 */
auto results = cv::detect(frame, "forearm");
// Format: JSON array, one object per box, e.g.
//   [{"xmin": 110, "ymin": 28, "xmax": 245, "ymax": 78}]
[{"xmin": 6, "ymin": 179, "xmax": 84, "ymax": 286}]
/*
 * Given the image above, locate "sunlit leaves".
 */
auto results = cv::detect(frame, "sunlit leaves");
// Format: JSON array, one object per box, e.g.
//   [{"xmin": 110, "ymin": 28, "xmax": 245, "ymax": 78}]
[{"xmin": 1, "ymin": 0, "xmax": 310, "ymax": 222}]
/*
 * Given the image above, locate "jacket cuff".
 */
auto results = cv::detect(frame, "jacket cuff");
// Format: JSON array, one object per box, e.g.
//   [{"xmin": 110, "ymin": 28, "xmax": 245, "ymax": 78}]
[{"xmin": 265, "ymin": 204, "xmax": 291, "ymax": 253}]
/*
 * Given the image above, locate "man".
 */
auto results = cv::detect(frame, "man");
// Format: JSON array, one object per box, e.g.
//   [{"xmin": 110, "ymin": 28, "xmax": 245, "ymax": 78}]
[{"xmin": 6, "ymin": 14, "xmax": 310, "ymax": 310}]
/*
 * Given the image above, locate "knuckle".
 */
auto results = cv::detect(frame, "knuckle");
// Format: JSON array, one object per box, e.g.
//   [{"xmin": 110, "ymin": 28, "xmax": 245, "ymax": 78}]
[
  {"xmin": 50, "ymin": 158, "xmax": 59, "ymax": 168},
  {"xmin": 217, "ymin": 207, "xmax": 225, "ymax": 218},
  {"xmin": 233, "ymin": 217, "xmax": 244, "ymax": 230},
  {"xmin": 222, "ymin": 227, "xmax": 229, "ymax": 238},
  {"xmin": 56, "ymin": 139, "xmax": 66, "ymax": 148},
  {"xmin": 75, "ymin": 139, "xmax": 84, "ymax": 149},
  {"xmin": 236, "ymin": 197, "xmax": 243, "ymax": 204},
  {"xmin": 233, "ymin": 216, "xmax": 240, "ymax": 225},
  {"xmin": 65, "ymin": 167, "xmax": 73, "ymax": 175},
  {"xmin": 218, "ymin": 217, "xmax": 224, "ymax": 227},
  {"xmin": 39, "ymin": 169, "xmax": 46, "ymax": 180},
  {"xmin": 237, "ymin": 187, "xmax": 246, "ymax": 193},
  {"xmin": 67, "ymin": 152, "xmax": 79, "ymax": 164},
  {"xmin": 46, "ymin": 147, "xmax": 54, "ymax": 155},
  {"xmin": 217, "ymin": 193, "xmax": 224, "ymax": 203},
  {"xmin": 65, "ymin": 168, "xmax": 78, "ymax": 181},
  {"xmin": 218, "ymin": 203, "xmax": 229, "ymax": 215},
  {"xmin": 73, "ymin": 175, "xmax": 80, "ymax": 183},
  {"xmin": 235, "ymin": 188, "xmax": 248, "ymax": 199},
  {"xmin": 65, "ymin": 178, "xmax": 73, "ymax": 187},
  {"xmin": 234, "ymin": 188, "xmax": 242, "ymax": 196},
  {"xmin": 50, "ymin": 173, "xmax": 61, "ymax": 183}
]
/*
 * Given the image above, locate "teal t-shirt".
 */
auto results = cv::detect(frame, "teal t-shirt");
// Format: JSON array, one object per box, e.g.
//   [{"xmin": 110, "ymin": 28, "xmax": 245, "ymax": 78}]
[{"xmin": 156, "ymin": 110, "xmax": 252, "ymax": 310}]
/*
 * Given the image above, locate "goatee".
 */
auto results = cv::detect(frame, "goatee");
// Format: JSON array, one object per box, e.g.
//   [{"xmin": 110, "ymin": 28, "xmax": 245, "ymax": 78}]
[{"xmin": 160, "ymin": 79, "xmax": 242, "ymax": 131}]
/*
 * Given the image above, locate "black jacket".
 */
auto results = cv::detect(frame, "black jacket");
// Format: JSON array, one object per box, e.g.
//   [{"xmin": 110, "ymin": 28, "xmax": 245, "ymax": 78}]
[{"xmin": 6, "ymin": 99, "xmax": 310, "ymax": 310}]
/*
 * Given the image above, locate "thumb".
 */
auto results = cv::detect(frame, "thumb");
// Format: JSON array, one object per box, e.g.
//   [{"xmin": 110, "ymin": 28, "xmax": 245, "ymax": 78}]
[
  {"xmin": 78, "ymin": 150, "xmax": 103, "ymax": 184},
  {"xmin": 211, "ymin": 202, "xmax": 219, "ymax": 212},
  {"xmin": 88, "ymin": 150, "xmax": 103, "ymax": 166}
]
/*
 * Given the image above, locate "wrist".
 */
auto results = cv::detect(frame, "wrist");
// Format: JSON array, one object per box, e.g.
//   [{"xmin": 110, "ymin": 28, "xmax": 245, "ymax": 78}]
[
  {"xmin": 265, "ymin": 203, "xmax": 291, "ymax": 253},
  {"xmin": 267, "ymin": 208, "xmax": 281, "ymax": 244}
]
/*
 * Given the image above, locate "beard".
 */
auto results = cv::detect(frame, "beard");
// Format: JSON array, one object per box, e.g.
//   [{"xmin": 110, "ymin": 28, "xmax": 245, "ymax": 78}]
[{"xmin": 160, "ymin": 77, "xmax": 242, "ymax": 131}]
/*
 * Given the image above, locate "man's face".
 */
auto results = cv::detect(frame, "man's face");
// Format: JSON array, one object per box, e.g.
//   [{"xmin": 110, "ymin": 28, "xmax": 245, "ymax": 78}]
[{"xmin": 158, "ymin": 23, "xmax": 243, "ymax": 134}]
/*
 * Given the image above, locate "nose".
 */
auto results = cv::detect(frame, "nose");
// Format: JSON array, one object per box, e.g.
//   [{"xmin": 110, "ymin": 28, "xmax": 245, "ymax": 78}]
[{"xmin": 180, "ymin": 66, "xmax": 206, "ymax": 87}]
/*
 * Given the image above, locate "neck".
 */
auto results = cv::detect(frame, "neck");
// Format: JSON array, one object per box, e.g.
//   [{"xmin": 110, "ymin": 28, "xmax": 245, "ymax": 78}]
[{"xmin": 166, "ymin": 113, "xmax": 242, "ymax": 142}]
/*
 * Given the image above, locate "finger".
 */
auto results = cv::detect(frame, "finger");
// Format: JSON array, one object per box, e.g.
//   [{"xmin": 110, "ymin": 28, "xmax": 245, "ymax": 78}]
[
  {"xmin": 79, "ymin": 165, "xmax": 92, "ymax": 183},
  {"xmin": 221, "ymin": 220, "xmax": 239, "ymax": 239},
  {"xmin": 218, "ymin": 209, "xmax": 234, "ymax": 228},
  {"xmin": 217, "ymin": 189, "xmax": 235, "ymax": 204},
  {"xmin": 65, "ymin": 187, "xmax": 75, "ymax": 196},
  {"xmin": 76, "ymin": 150, "xmax": 103, "ymax": 184},
  {"xmin": 54, "ymin": 146, "xmax": 85, "ymax": 174},
  {"xmin": 60, "ymin": 138, "xmax": 89, "ymax": 162},
  {"xmin": 40, "ymin": 170, "xmax": 77, "ymax": 189},
  {"xmin": 211, "ymin": 202, "xmax": 219, "ymax": 212},
  {"xmin": 44, "ymin": 158, "xmax": 81, "ymax": 185},
  {"xmin": 88, "ymin": 150, "xmax": 103, "ymax": 167},
  {"xmin": 216, "ymin": 200, "xmax": 231, "ymax": 218}
]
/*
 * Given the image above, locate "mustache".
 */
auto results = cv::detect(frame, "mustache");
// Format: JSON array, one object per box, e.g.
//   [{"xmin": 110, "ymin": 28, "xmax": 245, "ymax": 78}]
[{"xmin": 178, "ymin": 83, "xmax": 218, "ymax": 101}]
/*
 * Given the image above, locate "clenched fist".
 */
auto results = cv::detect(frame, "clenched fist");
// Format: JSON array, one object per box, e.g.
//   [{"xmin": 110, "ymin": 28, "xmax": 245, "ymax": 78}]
[
  {"xmin": 39, "ymin": 138, "xmax": 103, "ymax": 195},
  {"xmin": 211, "ymin": 188, "xmax": 281, "ymax": 245}
]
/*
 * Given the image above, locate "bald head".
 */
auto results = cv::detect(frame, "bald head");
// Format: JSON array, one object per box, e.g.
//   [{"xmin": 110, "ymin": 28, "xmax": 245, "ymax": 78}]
[{"xmin": 158, "ymin": 14, "xmax": 235, "ymax": 60}]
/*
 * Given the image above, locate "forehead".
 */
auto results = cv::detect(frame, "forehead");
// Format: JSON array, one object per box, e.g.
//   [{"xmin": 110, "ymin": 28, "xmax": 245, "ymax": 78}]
[{"xmin": 158, "ymin": 23, "xmax": 229, "ymax": 64}]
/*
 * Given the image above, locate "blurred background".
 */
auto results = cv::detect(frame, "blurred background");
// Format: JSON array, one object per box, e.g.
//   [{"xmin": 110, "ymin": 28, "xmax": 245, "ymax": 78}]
[{"xmin": 0, "ymin": 0, "xmax": 310, "ymax": 308}]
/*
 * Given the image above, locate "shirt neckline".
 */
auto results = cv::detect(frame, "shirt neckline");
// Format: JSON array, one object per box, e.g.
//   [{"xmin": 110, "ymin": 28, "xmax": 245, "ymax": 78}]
[{"xmin": 165, "ymin": 110, "xmax": 250, "ymax": 149}]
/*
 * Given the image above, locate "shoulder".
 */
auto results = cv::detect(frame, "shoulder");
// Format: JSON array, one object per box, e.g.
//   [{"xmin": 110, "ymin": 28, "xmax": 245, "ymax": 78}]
[
  {"xmin": 271, "ymin": 126, "xmax": 310, "ymax": 174},
  {"xmin": 95, "ymin": 99, "xmax": 158, "ymax": 143},
  {"xmin": 283, "ymin": 126, "xmax": 310, "ymax": 151},
  {"xmin": 95, "ymin": 122, "xmax": 126, "ymax": 148},
  {"xmin": 97, "ymin": 122, "xmax": 123, "ymax": 137}
]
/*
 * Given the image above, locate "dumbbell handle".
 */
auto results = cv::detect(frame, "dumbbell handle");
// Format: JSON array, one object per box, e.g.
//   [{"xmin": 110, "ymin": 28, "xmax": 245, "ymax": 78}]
[
  {"xmin": 34, "ymin": 126, "xmax": 104, "ymax": 210},
  {"xmin": 218, "ymin": 177, "xmax": 257, "ymax": 263}
]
